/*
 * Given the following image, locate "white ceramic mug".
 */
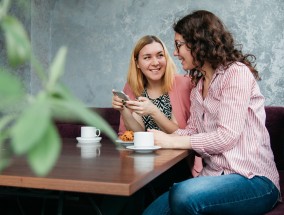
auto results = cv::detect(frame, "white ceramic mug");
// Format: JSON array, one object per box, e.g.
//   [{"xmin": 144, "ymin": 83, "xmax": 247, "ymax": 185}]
[
  {"xmin": 134, "ymin": 132, "xmax": 154, "ymax": 148},
  {"xmin": 81, "ymin": 126, "xmax": 101, "ymax": 138}
]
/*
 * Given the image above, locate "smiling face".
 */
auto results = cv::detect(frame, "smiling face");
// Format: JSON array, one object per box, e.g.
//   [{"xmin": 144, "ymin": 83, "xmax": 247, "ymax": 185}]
[
  {"xmin": 136, "ymin": 41, "xmax": 166, "ymax": 83},
  {"xmin": 173, "ymin": 32, "xmax": 195, "ymax": 71}
]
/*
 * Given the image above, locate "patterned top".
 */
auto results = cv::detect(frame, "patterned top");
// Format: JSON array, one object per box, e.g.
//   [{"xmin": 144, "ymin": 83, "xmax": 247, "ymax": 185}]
[
  {"xmin": 175, "ymin": 62, "xmax": 280, "ymax": 193},
  {"xmin": 119, "ymin": 74, "xmax": 193, "ymax": 135},
  {"xmin": 141, "ymin": 89, "xmax": 172, "ymax": 130}
]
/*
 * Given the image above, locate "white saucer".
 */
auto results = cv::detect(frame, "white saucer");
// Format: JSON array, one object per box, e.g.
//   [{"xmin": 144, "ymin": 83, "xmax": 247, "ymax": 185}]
[
  {"xmin": 126, "ymin": 146, "xmax": 161, "ymax": 153},
  {"xmin": 76, "ymin": 137, "xmax": 102, "ymax": 144}
]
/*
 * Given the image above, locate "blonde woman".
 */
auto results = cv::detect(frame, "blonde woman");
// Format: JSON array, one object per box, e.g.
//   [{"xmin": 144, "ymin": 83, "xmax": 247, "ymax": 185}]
[{"xmin": 112, "ymin": 35, "xmax": 203, "ymax": 176}]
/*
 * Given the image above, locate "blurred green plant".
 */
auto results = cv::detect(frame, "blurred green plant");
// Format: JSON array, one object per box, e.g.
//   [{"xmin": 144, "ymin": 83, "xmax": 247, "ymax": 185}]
[{"xmin": 0, "ymin": 0, "xmax": 117, "ymax": 176}]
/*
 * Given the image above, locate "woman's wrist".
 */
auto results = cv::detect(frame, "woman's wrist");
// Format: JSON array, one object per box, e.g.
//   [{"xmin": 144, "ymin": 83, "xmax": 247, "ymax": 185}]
[
  {"xmin": 149, "ymin": 105, "xmax": 160, "ymax": 118},
  {"xmin": 172, "ymin": 135, "xmax": 192, "ymax": 149}
]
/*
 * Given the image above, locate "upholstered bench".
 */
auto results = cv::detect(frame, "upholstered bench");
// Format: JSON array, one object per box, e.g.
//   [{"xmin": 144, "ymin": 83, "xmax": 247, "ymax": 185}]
[
  {"xmin": 264, "ymin": 106, "xmax": 284, "ymax": 215},
  {"xmin": 55, "ymin": 107, "xmax": 120, "ymax": 138}
]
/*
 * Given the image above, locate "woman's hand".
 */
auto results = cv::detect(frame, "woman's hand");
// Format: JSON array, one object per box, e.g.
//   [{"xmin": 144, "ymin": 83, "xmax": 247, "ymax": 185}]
[
  {"xmin": 126, "ymin": 97, "xmax": 157, "ymax": 116},
  {"xmin": 112, "ymin": 91, "xmax": 144, "ymax": 131},
  {"xmin": 127, "ymin": 97, "xmax": 179, "ymax": 133},
  {"xmin": 148, "ymin": 129, "xmax": 174, "ymax": 148},
  {"xmin": 148, "ymin": 129, "xmax": 192, "ymax": 149},
  {"xmin": 112, "ymin": 94, "xmax": 125, "ymax": 111}
]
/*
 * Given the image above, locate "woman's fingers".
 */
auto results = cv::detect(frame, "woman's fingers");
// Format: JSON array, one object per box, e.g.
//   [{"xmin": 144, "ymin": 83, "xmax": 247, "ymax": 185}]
[{"xmin": 112, "ymin": 98, "xmax": 124, "ymax": 110}]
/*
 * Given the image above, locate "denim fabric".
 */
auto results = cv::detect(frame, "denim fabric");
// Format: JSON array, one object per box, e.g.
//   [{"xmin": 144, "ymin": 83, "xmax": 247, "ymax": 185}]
[{"xmin": 143, "ymin": 174, "xmax": 279, "ymax": 215}]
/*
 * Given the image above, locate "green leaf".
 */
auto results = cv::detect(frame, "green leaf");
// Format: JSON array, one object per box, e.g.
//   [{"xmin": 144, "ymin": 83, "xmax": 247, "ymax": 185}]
[
  {"xmin": 27, "ymin": 122, "xmax": 61, "ymax": 176},
  {"xmin": 0, "ymin": 69, "xmax": 25, "ymax": 109},
  {"xmin": 49, "ymin": 84, "xmax": 84, "ymax": 121},
  {"xmin": 0, "ymin": 0, "xmax": 10, "ymax": 21},
  {"xmin": 1, "ymin": 15, "xmax": 31, "ymax": 67},
  {"xmin": 47, "ymin": 47, "xmax": 67, "ymax": 90},
  {"xmin": 11, "ymin": 93, "xmax": 50, "ymax": 155},
  {"xmin": 30, "ymin": 55, "xmax": 47, "ymax": 83},
  {"xmin": 0, "ymin": 114, "xmax": 15, "ymax": 131},
  {"xmin": 0, "ymin": 114, "xmax": 15, "ymax": 139}
]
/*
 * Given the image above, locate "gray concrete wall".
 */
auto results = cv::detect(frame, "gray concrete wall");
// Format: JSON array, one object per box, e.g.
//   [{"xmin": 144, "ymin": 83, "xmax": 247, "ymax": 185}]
[{"xmin": 29, "ymin": 0, "xmax": 284, "ymax": 107}]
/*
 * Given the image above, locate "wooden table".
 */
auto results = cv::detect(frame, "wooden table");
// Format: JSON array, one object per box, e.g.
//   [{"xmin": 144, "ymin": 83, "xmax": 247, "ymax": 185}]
[{"xmin": 0, "ymin": 138, "xmax": 189, "ymax": 196}]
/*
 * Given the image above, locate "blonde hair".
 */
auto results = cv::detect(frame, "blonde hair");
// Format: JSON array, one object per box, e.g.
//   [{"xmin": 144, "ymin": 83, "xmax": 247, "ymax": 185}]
[{"xmin": 126, "ymin": 35, "xmax": 177, "ymax": 97}]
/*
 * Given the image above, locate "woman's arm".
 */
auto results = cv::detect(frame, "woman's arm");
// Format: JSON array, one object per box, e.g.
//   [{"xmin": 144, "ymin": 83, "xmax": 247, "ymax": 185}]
[
  {"xmin": 121, "ymin": 107, "xmax": 145, "ymax": 131},
  {"xmin": 116, "ymin": 84, "xmax": 146, "ymax": 133},
  {"xmin": 149, "ymin": 106, "xmax": 179, "ymax": 133},
  {"xmin": 148, "ymin": 65, "xmax": 255, "ymax": 152},
  {"xmin": 149, "ymin": 129, "xmax": 192, "ymax": 149}
]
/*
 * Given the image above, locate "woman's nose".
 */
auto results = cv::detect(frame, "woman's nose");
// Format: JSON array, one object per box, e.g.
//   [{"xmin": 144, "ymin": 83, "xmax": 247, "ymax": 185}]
[
  {"xmin": 152, "ymin": 58, "xmax": 159, "ymax": 65},
  {"xmin": 173, "ymin": 49, "xmax": 178, "ymax": 56}
]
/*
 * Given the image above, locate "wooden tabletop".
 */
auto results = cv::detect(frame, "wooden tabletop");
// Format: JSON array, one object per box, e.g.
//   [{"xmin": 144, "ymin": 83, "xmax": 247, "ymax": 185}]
[{"xmin": 0, "ymin": 138, "xmax": 189, "ymax": 196}]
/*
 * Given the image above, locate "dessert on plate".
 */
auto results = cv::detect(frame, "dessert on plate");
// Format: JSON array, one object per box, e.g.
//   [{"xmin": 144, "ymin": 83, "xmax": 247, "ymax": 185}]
[{"xmin": 119, "ymin": 130, "xmax": 134, "ymax": 142}]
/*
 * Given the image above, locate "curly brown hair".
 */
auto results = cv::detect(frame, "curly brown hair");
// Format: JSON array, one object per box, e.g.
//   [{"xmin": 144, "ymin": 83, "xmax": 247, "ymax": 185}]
[{"xmin": 173, "ymin": 10, "xmax": 260, "ymax": 84}]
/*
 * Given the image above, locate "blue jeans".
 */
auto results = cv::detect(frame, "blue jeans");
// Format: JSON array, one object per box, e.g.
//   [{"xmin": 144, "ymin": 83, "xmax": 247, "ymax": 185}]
[{"xmin": 143, "ymin": 174, "xmax": 279, "ymax": 215}]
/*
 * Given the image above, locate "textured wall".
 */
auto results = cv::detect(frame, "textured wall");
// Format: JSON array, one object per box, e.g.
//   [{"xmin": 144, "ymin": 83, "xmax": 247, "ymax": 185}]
[{"xmin": 30, "ymin": 0, "xmax": 284, "ymax": 107}]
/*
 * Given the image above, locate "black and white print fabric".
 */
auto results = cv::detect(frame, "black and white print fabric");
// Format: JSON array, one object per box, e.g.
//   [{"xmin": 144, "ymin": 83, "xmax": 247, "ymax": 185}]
[{"xmin": 141, "ymin": 89, "xmax": 172, "ymax": 130}]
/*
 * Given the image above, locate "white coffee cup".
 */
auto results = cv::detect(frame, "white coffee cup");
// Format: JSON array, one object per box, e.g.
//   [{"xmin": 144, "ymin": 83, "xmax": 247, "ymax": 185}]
[
  {"xmin": 81, "ymin": 126, "xmax": 101, "ymax": 138},
  {"xmin": 134, "ymin": 132, "xmax": 154, "ymax": 148}
]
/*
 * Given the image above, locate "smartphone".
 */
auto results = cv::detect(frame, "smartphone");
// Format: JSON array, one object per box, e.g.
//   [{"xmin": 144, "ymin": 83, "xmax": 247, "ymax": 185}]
[{"xmin": 112, "ymin": 90, "xmax": 130, "ymax": 101}]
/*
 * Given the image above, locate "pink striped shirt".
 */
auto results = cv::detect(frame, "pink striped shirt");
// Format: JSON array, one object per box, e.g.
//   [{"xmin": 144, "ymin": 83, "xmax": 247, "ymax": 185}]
[{"xmin": 176, "ymin": 62, "xmax": 280, "ymax": 192}]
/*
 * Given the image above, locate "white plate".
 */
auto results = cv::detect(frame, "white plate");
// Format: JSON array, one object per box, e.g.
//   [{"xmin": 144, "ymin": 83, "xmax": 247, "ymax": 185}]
[
  {"xmin": 76, "ymin": 137, "xmax": 102, "ymax": 144},
  {"xmin": 126, "ymin": 146, "xmax": 161, "ymax": 153},
  {"xmin": 115, "ymin": 139, "xmax": 134, "ymax": 146}
]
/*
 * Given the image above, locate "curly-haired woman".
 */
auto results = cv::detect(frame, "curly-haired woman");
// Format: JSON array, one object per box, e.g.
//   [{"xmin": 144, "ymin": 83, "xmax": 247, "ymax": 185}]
[{"xmin": 143, "ymin": 10, "xmax": 280, "ymax": 215}]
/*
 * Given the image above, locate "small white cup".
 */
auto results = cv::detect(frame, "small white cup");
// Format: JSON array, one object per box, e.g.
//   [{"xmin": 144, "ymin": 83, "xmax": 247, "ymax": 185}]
[
  {"xmin": 134, "ymin": 132, "xmax": 154, "ymax": 148},
  {"xmin": 81, "ymin": 126, "xmax": 101, "ymax": 138}
]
